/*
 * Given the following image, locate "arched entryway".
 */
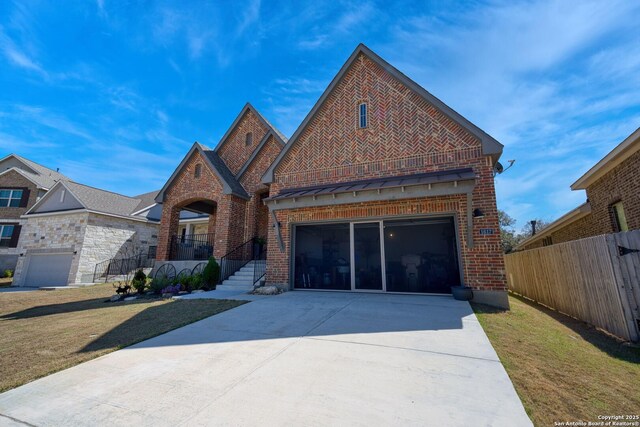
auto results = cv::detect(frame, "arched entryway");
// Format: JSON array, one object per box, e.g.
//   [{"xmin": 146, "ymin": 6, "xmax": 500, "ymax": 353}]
[{"xmin": 157, "ymin": 197, "xmax": 218, "ymax": 261}]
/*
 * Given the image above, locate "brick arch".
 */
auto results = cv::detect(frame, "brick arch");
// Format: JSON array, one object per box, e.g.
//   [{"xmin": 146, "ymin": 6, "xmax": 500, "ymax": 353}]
[{"xmin": 157, "ymin": 148, "xmax": 230, "ymax": 260}]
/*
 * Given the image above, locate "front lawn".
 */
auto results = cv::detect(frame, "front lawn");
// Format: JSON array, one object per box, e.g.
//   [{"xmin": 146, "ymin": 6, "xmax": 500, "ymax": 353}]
[
  {"xmin": 0, "ymin": 283, "xmax": 245, "ymax": 392},
  {"xmin": 473, "ymin": 294, "xmax": 640, "ymax": 426}
]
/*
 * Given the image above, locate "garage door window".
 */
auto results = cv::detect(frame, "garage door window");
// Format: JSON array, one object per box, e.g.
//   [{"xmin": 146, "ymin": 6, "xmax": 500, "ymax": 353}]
[{"xmin": 0, "ymin": 225, "xmax": 14, "ymax": 247}]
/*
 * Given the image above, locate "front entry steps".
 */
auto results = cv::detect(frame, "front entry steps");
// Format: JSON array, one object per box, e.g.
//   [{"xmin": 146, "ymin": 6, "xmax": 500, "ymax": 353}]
[{"xmin": 217, "ymin": 261, "xmax": 257, "ymax": 291}]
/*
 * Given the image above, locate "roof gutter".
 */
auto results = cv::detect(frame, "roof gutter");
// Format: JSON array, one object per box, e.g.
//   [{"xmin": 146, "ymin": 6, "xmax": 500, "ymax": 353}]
[
  {"xmin": 514, "ymin": 202, "xmax": 592, "ymax": 250},
  {"xmin": 571, "ymin": 127, "xmax": 640, "ymax": 190}
]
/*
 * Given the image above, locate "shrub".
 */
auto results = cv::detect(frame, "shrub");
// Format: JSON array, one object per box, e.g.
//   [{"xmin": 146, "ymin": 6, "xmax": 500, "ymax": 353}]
[
  {"xmin": 3, "ymin": 269, "xmax": 13, "ymax": 278},
  {"xmin": 201, "ymin": 257, "xmax": 220, "ymax": 290},
  {"xmin": 180, "ymin": 275, "xmax": 193, "ymax": 292},
  {"xmin": 131, "ymin": 269, "xmax": 147, "ymax": 294},
  {"xmin": 150, "ymin": 277, "xmax": 171, "ymax": 295},
  {"xmin": 191, "ymin": 274, "xmax": 203, "ymax": 290}
]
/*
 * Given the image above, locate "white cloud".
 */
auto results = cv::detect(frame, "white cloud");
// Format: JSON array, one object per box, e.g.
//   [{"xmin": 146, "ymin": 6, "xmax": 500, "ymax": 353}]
[{"xmin": 0, "ymin": 27, "xmax": 47, "ymax": 78}]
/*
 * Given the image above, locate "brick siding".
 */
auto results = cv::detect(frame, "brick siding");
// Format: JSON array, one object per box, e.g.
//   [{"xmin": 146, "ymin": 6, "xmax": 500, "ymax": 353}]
[
  {"xmin": 521, "ymin": 149, "xmax": 640, "ymax": 250},
  {"xmin": 217, "ymin": 109, "xmax": 269, "ymax": 175},
  {"xmin": 0, "ymin": 170, "xmax": 40, "ymax": 219},
  {"xmin": 266, "ymin": 52, "xmax": 505, "ymax": 292},
  {"xmin": 157, "ymin": 150, "xmax": 226, "ymax": 260},
  {"xmin": 239, "ymin": 134, "xmax": 282, "ymax": 240},
  {"xmin": 158, "ymin": 122, "xmax": 281, "ymax": 260}
]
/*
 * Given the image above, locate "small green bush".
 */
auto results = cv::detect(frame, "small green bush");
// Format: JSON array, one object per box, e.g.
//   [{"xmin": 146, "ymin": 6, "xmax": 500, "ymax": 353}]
[
  {"xmin": 191, "ymin": 274, "xmax": 203, "ymax": 290},
  {"xmin": 3, "ymin": 269, "xmax": 13, "ymax": 278},
  {"xmin": 131, "ymin": 269, "xmax": 147, "ymax": 294},
  {"xmin": 150, "ymin": 277, "xmax": 171, "ymax": 295},
  {"xmin": 180, "ymin": 275, "xmax": 193, "ymax": 292},
  {"xmin": 202, "ymin": 257, "xmax": 220, "ymax": 290}
]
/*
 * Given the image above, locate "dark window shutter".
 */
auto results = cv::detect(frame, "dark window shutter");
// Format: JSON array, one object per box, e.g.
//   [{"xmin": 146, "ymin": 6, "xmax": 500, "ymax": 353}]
[
  {"xmin": 9, "ymin": 225, "xmax": 21, "ymax": 248},
  {"xmin": 19, "ymin": 188, "xmax": 30, "ymax": 208}
]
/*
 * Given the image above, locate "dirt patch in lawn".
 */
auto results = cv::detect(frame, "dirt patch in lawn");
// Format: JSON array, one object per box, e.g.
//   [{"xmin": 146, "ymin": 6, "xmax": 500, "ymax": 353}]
[
  {"xmin": 473, "ymin": 294, "xmax": 640, "ymax": 426},
  {"xmin": 0, "ymin": 283, "xmax": 246, "ymax": 392}
]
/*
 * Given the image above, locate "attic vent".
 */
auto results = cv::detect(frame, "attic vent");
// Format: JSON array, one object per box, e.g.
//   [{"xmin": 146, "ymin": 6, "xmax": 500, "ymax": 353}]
[
  {"xmin": 194, "ymin": 164, "xmax": 202, "ymax": 179},
  {"xmin": 246, "ymin": 132, "xmax": 253, "ymax": 146}
]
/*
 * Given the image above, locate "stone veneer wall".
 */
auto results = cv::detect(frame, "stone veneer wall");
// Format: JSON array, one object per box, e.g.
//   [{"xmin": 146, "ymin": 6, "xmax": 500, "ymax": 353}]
[
  {"xmin": 75, "ymin": 213, "xmax": 159, "ymax": 283},
  {"xmin": 13, "ymin": 212, "xmax": 158, "ymax": 285},
  {"xmin": 13, "ymin": 212, "xmax": 89, "ymax": 286}
]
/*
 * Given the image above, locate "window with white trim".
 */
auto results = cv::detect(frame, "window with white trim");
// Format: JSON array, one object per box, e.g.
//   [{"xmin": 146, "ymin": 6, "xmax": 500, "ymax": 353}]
[
  {"xmin": 358, "ymin": 103, "xmax": 368, "ymax": 128},
  {"xmin": 0, "ymin": 189, "xmax": 23, "ymax": 207},
  {"xmin": 0, "ymin": 224, "xmax": 14, "ymax": 247}
]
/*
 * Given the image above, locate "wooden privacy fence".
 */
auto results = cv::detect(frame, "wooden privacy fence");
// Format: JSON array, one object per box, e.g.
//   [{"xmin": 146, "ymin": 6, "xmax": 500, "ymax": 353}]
[{"xmin": 505, "ymin": 230, "xmax": 640, "ymax": 342}]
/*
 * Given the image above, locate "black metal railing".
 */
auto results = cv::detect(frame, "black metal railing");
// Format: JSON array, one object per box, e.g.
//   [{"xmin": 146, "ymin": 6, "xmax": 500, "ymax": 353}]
[
  {"xmin": 93, "ymin": 251, "xmax": 155, "ymax": 283},
  {"xmin": 219, "ymin": 237, "xmax": 266, "ymax": 284},
  {"xmin": 169, "ymin": 233, "xmax": 215, "ymax": 261},
  {"xmin": 252, "ymin": 248, "xmax": 267, "ymax": 285}
]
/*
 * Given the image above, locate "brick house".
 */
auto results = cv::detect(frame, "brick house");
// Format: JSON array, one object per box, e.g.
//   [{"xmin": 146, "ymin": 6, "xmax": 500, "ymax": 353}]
[
  {"xmin": 0, "ymin": 154, "xmax": 70, "ymax": 272},
  {"xmin": 517, "ymin": 127, "xmax": 640, "ymax": 250},
  {"xmin": 156, "ymin": 44, "xmax": 507, "ymax": 308},
  {"xmin": 154, "ymin": 103, "xmax": 287, "ymax": 264}
]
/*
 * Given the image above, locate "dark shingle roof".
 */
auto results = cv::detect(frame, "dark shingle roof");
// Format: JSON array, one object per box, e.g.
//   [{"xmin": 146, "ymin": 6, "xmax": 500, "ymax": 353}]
[
  {"xmin": 133, "ymin": 190, "xmax": 160, "ymax": 212},
  {"xmin": 252, "ymin": 107, "xmax": 288, "ymax": 144},
  {"xmin": 1, "ymin": 154, "xmax": 70, "ymax": 189},
  {"xmin": 202, "ymin": 149, "xmax": 249, "ymax": 198},
  {"xmin": 65, "ymin": 181, "xmax": 143, "ymax": 217}
]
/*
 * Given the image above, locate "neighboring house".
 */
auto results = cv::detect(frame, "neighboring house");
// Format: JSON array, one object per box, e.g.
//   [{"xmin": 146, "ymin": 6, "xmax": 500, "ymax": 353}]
[
  {"xmin": 0, "ymin": 154, "xmax": 70, "ymax": 272},
  {"xmin": 12, "ymin": 181, "xmax": 161, "ymax": 287},
  {"xmin": 155, "ymin": 44, "xmax": 508, "ymax": 308},
  {"xmin": 517, "ymin": 127, "xmax": 640, "ymax": 251}
]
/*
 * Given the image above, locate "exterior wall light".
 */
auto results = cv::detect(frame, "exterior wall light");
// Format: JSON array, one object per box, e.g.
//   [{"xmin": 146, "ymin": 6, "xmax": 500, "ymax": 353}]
[{"xmin": 473, "ymin": 209, "xmax": 485, "ymax": 218}]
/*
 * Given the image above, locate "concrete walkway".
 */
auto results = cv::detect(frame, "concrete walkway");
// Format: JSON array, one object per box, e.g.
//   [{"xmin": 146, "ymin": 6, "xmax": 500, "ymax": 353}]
[{"xmin": 0, "ymin": 292, "xmax": 531, "ymax": 427}]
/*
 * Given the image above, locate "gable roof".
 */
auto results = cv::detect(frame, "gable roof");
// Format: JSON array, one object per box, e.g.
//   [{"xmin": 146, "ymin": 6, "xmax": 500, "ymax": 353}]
[
  {"xmin": 0, "ymin": 153, "xmax": 69, "ymax": 189},
  {"xmin": 213, "ymin": 102, "xmax": 287, "ymax": 154},
  {"xmin": 236, "ymin": 130, "xmax": 287, "ymax": 180},
  {"xmin": 514, "ymin": 202, "xmax": 592, "ymax": 250},
  {"xmin": 262, "ymin": 43, "xmax": 504, "ymax": 184},
  {"xmin": 133, "ymin": 190, "xmax": 160, "ymax": 212},
  {"xmin": 571, "ymin": 127, "xmax": 640, "ymax": 190},
  {"xmin": 155, "ymin": 142, "xmax": 249, "ymax": 203},
  {"xmin": 26, "ymin": 180, "xmax": 154, "ymax": 221}
]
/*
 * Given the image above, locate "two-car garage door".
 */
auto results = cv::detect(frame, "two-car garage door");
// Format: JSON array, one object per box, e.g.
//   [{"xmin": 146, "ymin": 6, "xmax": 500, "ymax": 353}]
[{"xmin": 24, "ymin": 253, "xmax": 73, "ymax": 287}]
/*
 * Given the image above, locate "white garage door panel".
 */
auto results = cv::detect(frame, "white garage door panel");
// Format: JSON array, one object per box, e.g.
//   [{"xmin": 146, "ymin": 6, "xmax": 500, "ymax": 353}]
[{"xmin": 25, "ymin": 253, "xmax": 73, "ymax": 287}]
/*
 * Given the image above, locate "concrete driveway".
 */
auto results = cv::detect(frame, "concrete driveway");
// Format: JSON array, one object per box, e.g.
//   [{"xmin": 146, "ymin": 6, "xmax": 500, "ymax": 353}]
[{"xmin": 0, "ymin": 292, "xmax": 531, "ymax": 427}]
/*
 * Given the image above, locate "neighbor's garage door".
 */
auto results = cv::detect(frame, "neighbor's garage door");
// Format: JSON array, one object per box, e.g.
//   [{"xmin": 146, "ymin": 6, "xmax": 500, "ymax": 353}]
[{"xmin": 24, "ymin": 253, "xmax": 73, "ymax": 287}]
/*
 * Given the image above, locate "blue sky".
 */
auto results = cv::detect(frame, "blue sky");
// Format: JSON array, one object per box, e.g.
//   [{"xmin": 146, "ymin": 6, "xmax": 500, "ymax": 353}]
[{"xmin": 1, "ymin": 1, "xmax": 639, "ymax": 232}]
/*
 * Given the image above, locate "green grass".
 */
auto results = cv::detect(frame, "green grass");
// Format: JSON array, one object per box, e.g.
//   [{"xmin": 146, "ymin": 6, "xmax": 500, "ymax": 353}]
[
  {"xmin": 473, "ymin": 294, "xmax": 640, "ymax": 426},
  {"xmin": 0, "ymin": 283, "xmax": 246, "ymax": 392}
]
